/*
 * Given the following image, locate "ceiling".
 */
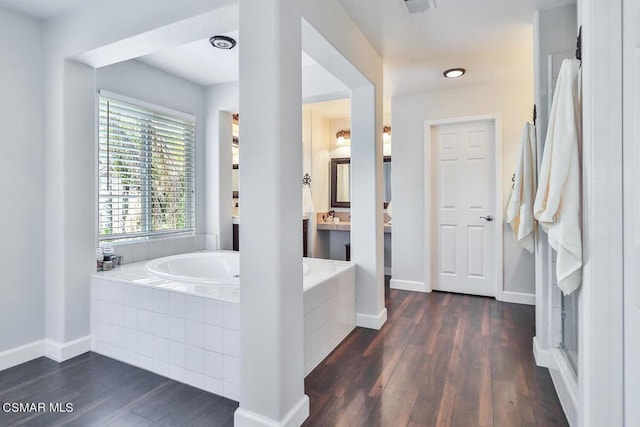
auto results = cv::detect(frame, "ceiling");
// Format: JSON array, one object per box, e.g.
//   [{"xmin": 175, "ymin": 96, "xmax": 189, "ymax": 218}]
[
  {"xmin": 137, "ymin": 30, "xmax": 327, "ymax": 87},
  {"xmin": 0, "ymin": 0, "xmax": 94, "ymax": 18},
  {"xmin": 338, "ymin": 0, "xmax": 576, "ymax": 95},
  {"xmin": 0, "ymin": 0, "xmax": 577, "ymax": 113}
]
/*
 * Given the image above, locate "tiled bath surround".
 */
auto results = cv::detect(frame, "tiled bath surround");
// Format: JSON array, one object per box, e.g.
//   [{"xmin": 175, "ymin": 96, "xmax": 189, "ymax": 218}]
[
  {"xmin": 303, "ymin": 263, "xmax": 356, "ymax": 375},
  {"xmin": 90, "ymin": 276, "xmax": 241, "ymax": 400},
  {"xmin": 90, "ymin": 254, "xmax": 356, "ymax": 401}
]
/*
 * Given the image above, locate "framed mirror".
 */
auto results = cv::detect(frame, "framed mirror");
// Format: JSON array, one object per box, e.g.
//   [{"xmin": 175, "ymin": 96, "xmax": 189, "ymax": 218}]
[
  {"xmin": 232, "ymin": 164, "xmax": 239, "ymax": 198},
  {"xmin": 330, "ymin": 156, "xmax": 391, "ymax": 208},
  {"xmin": 330, "ymin": 158, "xmax": 351, "ymax": 208}
]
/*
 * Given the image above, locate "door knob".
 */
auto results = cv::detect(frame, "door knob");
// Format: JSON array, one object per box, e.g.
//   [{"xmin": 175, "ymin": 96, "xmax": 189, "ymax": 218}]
[{"xmin": 480, "ymin": 215, "xmax": 494, "ymax": 222}]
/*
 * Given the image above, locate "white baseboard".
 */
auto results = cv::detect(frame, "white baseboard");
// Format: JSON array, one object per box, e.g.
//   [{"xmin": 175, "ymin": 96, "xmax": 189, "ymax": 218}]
[
  {"xmin": 0, "ymin": 335, "xmax": 92, "ymax": 372},
  {"xmin": 501, "ymin": 291, "xmax": 536, "ymax": 305},
  {"xmin": 390, "ymin": 279, "xmax": 429, "ymax": 293},
  {"xmin": 356, "ymin": 308, "xmax": 388, "ymax": 330},
  {"xmin": 532, "ymin": 336, "xmax": 552, "ymax": 368},
  {"xmin": 549, "ymin": 348, "xmax": 578, "ymax": 427},
  {"xmin": 235, "ymin": 394, "xmax": 309, "ymax": 427},
  {"xmin": 0, "ymin": 340, "xmax": 46, "ymax": 372},
  {"xmin": 44, "ymin": 335, "xmax": 92, "ymax": 362}
]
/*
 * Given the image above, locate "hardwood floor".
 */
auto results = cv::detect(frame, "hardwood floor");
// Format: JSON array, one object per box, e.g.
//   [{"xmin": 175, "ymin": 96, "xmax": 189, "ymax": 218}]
[
  {"xmin": 0, "ymin": 283, "xmax": 566, "ymax": 426},
  {"xmin": 0, "ymin": 353, "xmax": 237, "ymax": 426},
  {"xmin": 303, "ymin": 284, "xmax": 568, "ymax": 426}
]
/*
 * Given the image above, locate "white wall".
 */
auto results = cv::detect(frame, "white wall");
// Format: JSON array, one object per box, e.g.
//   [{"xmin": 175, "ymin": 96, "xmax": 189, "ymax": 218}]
[
  {"xmin": 392, "ymin": 80, "xmax": 536, "ymax": 295},
  {"xmin": 579, "ymin": 0, "xmax": 625, "ymax": 424},
  {"xmin": 534, "ymin": 4, "xmax": 579, "ymax": 148},
  {"xmin": 0, "ymin": 7, "xmax": 45, "ymax": 353},
  {"xmin": 623, "ymin": 0, "xmax": 640, "ymax": 423},
  {"xmin": 205, "ymin": 81, "xmax": 238, "ymax": 250},
  {"xmin": 303, "ymin": 110, "xmax": 331, "ymax": 258},
  {"xmin": 96, "ymin": 59, "xmax": 207, "ymax": 236}
]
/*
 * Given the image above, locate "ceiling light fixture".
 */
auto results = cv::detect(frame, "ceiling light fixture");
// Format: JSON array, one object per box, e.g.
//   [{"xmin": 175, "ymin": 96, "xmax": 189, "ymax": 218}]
[
  {"xmin": 210, "ymin": 35, "xmax": 237, "ymax": 50},
  {"xmin": 443, "ymin": 68, "xmax": 466, "ymax": 78},
  {"xmin": 403, "ymin": 0, "xmax": 437, "ymax": 14}
]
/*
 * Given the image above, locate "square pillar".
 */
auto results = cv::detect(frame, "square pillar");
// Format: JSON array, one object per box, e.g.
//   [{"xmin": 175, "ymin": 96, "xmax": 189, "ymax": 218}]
[
  {"xmin": 350, "ymin": 86, "xmax": 387, "ymax": 329},
  {"xmin": 235, "ymin": 0, "xmax": 309, "ymax": 425}
]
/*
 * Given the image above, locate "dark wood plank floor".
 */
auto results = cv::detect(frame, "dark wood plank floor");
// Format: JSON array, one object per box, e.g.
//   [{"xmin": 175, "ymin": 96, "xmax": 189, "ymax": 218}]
[
  {"xmin": 304, "ymin": 284, "xmax": 568, "ymax": 427},
  {"xmin": 0, "ymin": 352, "xmax": 237, "ymax": 426},
  {"xmin": 0, "ymin": 282, "xmax": 567, "ymax": 427}
]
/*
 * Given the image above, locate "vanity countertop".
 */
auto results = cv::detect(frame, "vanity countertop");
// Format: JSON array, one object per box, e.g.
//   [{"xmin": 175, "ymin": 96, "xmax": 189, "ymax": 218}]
[
  {"xmin": 232, "ymin": 216, "xmax": 308, "ymax": 225},
  {"xmin": 317, "ymin": 221, "xmax": 392, "ymax": 233}
]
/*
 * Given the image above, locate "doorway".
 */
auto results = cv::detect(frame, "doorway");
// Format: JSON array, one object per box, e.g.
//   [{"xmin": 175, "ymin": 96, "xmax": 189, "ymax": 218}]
[{"xmin": 425, "ymin": 115, "xmax": 502, "ymax": 297}]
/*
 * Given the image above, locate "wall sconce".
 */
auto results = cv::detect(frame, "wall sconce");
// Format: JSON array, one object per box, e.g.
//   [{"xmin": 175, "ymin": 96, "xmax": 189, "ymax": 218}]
[
  {"xmin": 336, "ymin": 126, "xmax": 391, "ymax": 145},
  {"xmin": 383, "ymin": 125, "xmax": 391, "ymax": 143},
  {"xmin": 336, "ymin": 129, "xmax": 351, "ymax": 146}
]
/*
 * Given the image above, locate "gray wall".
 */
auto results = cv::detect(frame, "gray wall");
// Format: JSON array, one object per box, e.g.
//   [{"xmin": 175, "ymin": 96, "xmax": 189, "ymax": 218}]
[{"xmin": 0, "ymin": 8, "xmax": 46, "ymax": 352}]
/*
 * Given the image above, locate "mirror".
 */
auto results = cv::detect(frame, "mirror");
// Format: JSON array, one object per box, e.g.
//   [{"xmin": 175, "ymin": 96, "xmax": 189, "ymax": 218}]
[
  {"xmin": 330, "ymin": 156, "xmax": 391, "ymax": 208},
  {"xmin": 330, "ymin": 158, "xmax": 351, "ymax": 207},
  {"xmin": 232, "ymin": 164, "xmax": 239, "ymax": 198}
]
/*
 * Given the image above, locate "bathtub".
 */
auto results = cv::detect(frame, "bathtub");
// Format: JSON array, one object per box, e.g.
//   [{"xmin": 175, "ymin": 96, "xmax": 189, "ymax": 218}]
[
  {"xmin": 145, "ymin": 251, "xmax": 312, "ymax": 286},
  {"xmin": 90, "ymin": 250, "xmax": 356, "ymax": 402}
]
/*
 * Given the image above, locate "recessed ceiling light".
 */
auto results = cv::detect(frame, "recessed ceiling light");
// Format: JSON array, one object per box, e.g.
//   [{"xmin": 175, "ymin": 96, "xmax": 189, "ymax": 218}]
[
  {"xmin": 443, "ymin": 68, "xmax": 466, "ymax": 78},
  {"xmin": 209, "ymin": 35, "xmax": 236, "ymax": 50}
]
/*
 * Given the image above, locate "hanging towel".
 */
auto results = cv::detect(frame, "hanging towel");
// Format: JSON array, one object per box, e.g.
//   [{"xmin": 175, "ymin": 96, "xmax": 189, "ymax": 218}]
[
  {"xmin": 302, "ymin": 186, "xmax": 315, "ymax": 215},
  {"xmin": 507, "ymin": 122, "xmax": 537, "ymax": 253},
  {"xmin": 534, "ymin": 58, "xmax": 582, "ymax": 295}
]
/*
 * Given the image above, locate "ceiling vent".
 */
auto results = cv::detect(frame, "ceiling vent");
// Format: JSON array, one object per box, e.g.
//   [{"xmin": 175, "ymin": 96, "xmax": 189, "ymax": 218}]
[{"xmin": 403, "ymin": 0, "xmax": 437, "ymax": 14}]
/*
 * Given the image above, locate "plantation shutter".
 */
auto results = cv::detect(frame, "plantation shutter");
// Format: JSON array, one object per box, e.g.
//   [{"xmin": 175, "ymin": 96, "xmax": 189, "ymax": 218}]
[{"xmin": 98, "ymin": 92, "xmax": 195, "ymax": 242}]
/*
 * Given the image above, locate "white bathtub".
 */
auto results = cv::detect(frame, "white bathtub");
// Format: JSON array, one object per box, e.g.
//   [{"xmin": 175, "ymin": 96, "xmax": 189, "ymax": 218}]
[
  {"xmin": 145, "ymin": 251, "xmax": 240, "ymax": 285},
  {"xmin": 90, "ymin": 250, "xmax": 356, "ymax": 402},
  {"xmin": 145, "ymin": 251, "xmax": 311, "ymax": 286}
]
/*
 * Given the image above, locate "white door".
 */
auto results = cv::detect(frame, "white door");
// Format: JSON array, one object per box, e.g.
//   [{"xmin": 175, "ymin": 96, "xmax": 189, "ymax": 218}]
[
  {"xmin": 623, "ymin": 0, "xmax": 640, "ymax": 422},
  {"xmin": 431, "ymin": 120, "xmax": 497, "ymax": 296}
]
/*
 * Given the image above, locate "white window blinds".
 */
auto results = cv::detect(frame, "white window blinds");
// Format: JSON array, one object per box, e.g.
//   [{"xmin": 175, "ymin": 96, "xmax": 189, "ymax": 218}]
[{"xmin": 98, "ymin": 93, "xmax": 195, "ymax": 242}]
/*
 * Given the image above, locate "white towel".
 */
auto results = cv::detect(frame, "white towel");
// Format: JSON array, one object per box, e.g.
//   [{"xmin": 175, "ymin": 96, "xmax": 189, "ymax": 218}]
[
  {"xmin": 534, "ymin": 58, "xmax": 582, "ymax": 295},
  {"xmin": 507, "ymin": 122, "xmax": 537, "ymax": 253},
  {"xmin": 302, "ymin": 186, "xmax": 315, "ymax": 215}
]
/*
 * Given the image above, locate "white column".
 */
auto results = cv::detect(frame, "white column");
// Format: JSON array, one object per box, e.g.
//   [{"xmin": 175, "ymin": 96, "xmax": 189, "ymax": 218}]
[
  {"xmin": 235, "ymin": 0, "xmax": 308, "ymax": 425},
  {"xmin": 45, "ymin": 59, "xmax": 96, "ymax": 359},
  {"xmin": 205, "ymin": 108, "xmax": 233, "ymax": 250},
  {"xmin": 350, "ymin": 86, "xmax": 387, "ymax": 329},
  {"xmin": 580, "ymin": 0, "xmax": 624, "ymax": 425}
]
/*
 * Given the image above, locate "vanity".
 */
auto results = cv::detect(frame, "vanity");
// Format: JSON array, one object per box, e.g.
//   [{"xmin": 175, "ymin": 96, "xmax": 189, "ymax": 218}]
[
  {"xmin": 317, "ymin": 156, "xmax": 392, "ymax": 270},
  {"xmin": 316, "ymin": 213, "xmax": 392, "ymax": 233}
]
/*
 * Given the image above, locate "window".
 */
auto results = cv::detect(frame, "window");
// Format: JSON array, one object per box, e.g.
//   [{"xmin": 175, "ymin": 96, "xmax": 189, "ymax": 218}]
[{"xmin": 98, "ymin": 92, "xmax": 195, "ymax": 242}]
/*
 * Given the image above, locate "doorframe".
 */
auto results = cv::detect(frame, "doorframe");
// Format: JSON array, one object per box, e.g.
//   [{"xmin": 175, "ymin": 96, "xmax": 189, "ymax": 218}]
[{"xmin": 423, "ymin": 114, "xmax": 503, "ymax": 299}]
